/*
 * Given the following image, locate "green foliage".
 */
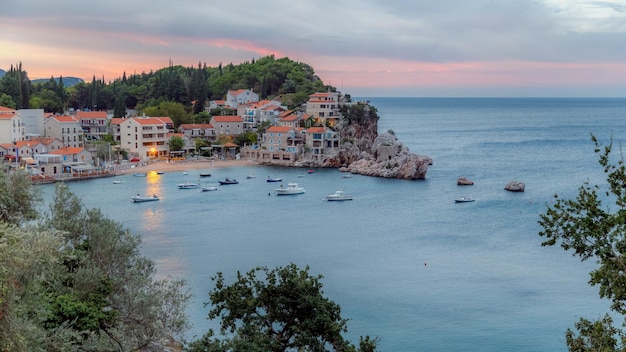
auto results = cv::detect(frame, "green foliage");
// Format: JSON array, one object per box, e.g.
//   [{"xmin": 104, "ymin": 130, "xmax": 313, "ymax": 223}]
[
  {"xmin": 169, "ymin": 135, "xmax": 185, "ymax": 152},
  {"xmin": 340, "ymin": 103, "xmax": 379, "ymax": 124},
  {"xmin": 187, "ymin": 263, "xmax": 377, "ymax": 352},
  {"xmin": 0, "ymin": 93, "xmax": 15, "ymax": 108},
  {"xmin": 0, "ymin": 167, "xmax": 42, "ymax": 225},
  {"xmin": 539, "ymin": 135, "xmax": 626, "ymax": 351},
  {"xmin": 233, "ymin": 131, "xmax": 258, "ymax": 146},
  {"xmin": 38, "ymin": 184, "xmax": 190, "ymax": 351}
]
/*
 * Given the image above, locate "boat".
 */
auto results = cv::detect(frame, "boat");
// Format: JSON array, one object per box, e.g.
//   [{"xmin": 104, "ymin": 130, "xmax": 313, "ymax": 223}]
[
  {"xmin": 178, "ymin": 182, "xmax": 200, "ymax": 189},
  {"xmin": 267, "ymin": 176, "xmax": 282, "ymax": 182},
  {"xmin": 455, "ymin": 196, "xmax": 475, "ymax": 203},
  {"xmin": 275, "ymin": 183, "xmax": 306, "ymax": 195},
  {"xmin": 199, "ymin": 171, "xmax": 211, "ymax": 177},
  {"xmin": 156, "ymin": 171, "xmax": 164, "ymax": 175},
  {"xmin": 218, "ymin": 178, "xmax": 239, "ymax": 185},
  {"xmin": 133, "ymin": 173, "xmax": 146, "ymax": 177},
  {"xmin": 307, "ymin": 169, "xmax": 316, "ymax": 174},
  {"xmin": 112, "ymin": 180, "xmax": 125, "ymax": 184},
  {"xmin": 201, "ymin": 185, "xmax": 218, "ymax": 192},
  {"xmin": 342, "ymin": 173, "xmax": 353, "ymax": 178},
  {"xmin": 131, "ymin": 194, "xmax": 159, "ymax": 203},
  {"xmin": 323, "ymin": 190, "xmax": 353, "ymax": 201},
  {"xmin": 246, "ymin": 174, "xmax": 256, "ymax": 179}
]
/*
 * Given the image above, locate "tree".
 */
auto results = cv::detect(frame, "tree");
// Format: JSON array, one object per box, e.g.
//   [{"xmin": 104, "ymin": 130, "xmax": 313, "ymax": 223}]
[
  {"xmin": 169, "ymin": 135, "xmax": 185, "ymax": 152},
  {"xmin": 0, "ymin": 167, "xmax": 41, "ymax": 225},
  {"xmin": 40, "ymin": 184, "xmax": 190, "ymax": 351},
  {"xmin": 539, "ymin": 135, "xmax": 626, "ymax": 351},
  {"xmin": 187, "ymin": 263, "xmax": 378, "ymax": 352}
]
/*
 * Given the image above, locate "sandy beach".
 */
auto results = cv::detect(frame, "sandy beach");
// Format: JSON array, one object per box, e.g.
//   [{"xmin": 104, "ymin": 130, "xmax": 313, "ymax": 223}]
[{"xmin": 115, "ymin": 158, "xmax": 255, "ymax": 175}]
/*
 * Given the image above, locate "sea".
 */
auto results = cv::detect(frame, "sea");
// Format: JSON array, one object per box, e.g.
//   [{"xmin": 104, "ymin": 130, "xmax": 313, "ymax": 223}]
[{"xmin": 39, "ymin": 97, "xmax": 626, "ymax": 351}]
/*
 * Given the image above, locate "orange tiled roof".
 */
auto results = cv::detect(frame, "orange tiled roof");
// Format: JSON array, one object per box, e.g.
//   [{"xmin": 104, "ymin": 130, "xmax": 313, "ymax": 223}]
[
  {"xmin": 0, "ymin": 106, "xmax": 17, "ymax": 114},
  {"xmin": 212, "ymin": 115, "xmax": 242, "ymax": 123},
  {"xmin": 267, "ymin": 126, "xmax": 294, "ymax": 133},
  {"xmin": 50, "ymin": 147, "xmax": 84, "ymax": 155},
  {"xmin": 306, "ymin": 127, "xmax": 326, "ymax": 133},
  {"xmin": 110, "ymin": 118, "xmax": 124, "ymax": 125},
  {"xmin": 49, "ymin": 115, "xmax": 79, "ymax": 123},
  {"xmin": 179, "ymin": 123, "xmax": 214, "ymax": 129},
  {"xmin": 76, "ymin": 111, "xmax": 107, "ymax": 119}
]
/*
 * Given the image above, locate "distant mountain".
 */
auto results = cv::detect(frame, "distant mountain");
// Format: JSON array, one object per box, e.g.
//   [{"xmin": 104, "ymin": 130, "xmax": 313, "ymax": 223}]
[
  {"xmin": 31, "ymin": 76, "xmax": 84, "ymax": 87},
  {"xmin": 0, "ymin": 69, "xmax": 5, "ymax": 78}
]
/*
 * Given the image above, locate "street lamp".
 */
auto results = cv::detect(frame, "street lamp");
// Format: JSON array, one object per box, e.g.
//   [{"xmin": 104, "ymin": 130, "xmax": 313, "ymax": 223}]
[{"xmin": 13, "ymin": 140, "xmax": 18, "ymax": 170}]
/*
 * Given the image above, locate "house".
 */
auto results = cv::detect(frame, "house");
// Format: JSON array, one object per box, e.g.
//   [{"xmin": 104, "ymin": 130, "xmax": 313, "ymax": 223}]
[
  {"xmin": 119, "ymin": 117, "xmax": 170, "ymax": 160},
  {"xmin": 262, "ymin": 126, "xmax": 304, "ymax": 153},
  {"xmin": 44, "ymin": 115, "xmax": 84, "ymax": 148},
  {"xmin": 19, "ymin": 108, "xmax": 45, "ymax": 139},
  {"xmin": 110, "ymin": 117, "xmax": 124, "ymax": 143},
  {"xmin": 207, "ymin": 100, "xmax": 227, "ymax": 110},
  {"xmin": 304, "ymin": 126, "xmax": 340, "ymax": 161},
  {"xmin": 225, "ymin": 89, "xmax": 259, "ymax": 108},
  {"xmin": 47, "ymin": 146, "xmax": 95, "ymax": 176},
  {"xmin": 277, "ymin": 110, "xmax": 310, "ymax": 128},
  {"xmin": 238, "ymin": 100, "xmax": 286, "ymax": 129},
  {"xmin": 0, "ymin": 106, "xmax": 24, "ymax": 143},
  {"xmin": 305, "ymin": 92, "xmax": 342, "ymax": 127},
  {"xmin": 210, "ymin": 115, "xmax": 244, "ymax": 136},
  {"xmin": 76, "ymin": 110, "xmax": 109, "ymax": 141},
  {"xmin": 178, "ymin": 123, "xmax": 216, "ymax": 142}
]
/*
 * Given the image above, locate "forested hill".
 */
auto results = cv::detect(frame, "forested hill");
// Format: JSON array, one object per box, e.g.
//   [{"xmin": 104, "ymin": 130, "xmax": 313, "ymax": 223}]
[
  {"xmin": 32, "ymin": 76, "xmax": 83, "ymax": 87},
  {"xmin": 0, "ymin": 56, "xmax": 337, "ymax": 118}
]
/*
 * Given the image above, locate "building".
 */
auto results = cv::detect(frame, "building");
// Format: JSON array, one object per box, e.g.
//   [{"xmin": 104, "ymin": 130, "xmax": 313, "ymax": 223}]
[
  {"xmin": 44, "ymin": 115, "xmax": 84, "ymax": 148},
  {"xmin": 225, "ymin": 89, "xmax": 259, "ymax": 108},
  {"xmin": 305, "ymin": 92, "xmax": 342, "ymax": 127},
  {"xmin": 304, "ymin": 126, "xmax": 340, "ymax": 161},
  {"xmin": 262, "ymin": 126, "xmax": 304, "ymax": 153},
  {"xmin": 210, "ymin": 115, "xmax": 244, "ymax": 137},
  {"xmin": 277, "ymin": 111, "xmax": 310, "ymax": 128},
  {"xmin": 0, "ymin": 106, "xmax": 24, "ymax": 143},
  {"xmin": 19, "ymin": 108, "xmax": 45, "ymax": 139},
  {"xmin": 76, "ymin": 110, "xmax": 109, "ymax": 141},
  {"xmin": 110, "ymin": 117, "xmax": 124, "ymax": 143},
  {"xmin": 178, "ymin": 123, "xmax": 216, "ymax": 142},
  {"xmin": 119, "ymin": 117, "xmax": 170, "ymax": 160}
]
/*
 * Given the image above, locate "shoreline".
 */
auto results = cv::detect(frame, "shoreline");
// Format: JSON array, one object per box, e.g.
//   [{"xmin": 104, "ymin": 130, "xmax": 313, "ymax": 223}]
[{"xmin": 114, "ymin": 158, "xmax": 255, "ymax": 175}]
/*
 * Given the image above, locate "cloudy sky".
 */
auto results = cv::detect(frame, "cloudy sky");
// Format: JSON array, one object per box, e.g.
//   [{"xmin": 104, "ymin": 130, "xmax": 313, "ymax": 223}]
[{"xmin": 2, "ymin": 0, "xmax": 625, "ymax": 97}]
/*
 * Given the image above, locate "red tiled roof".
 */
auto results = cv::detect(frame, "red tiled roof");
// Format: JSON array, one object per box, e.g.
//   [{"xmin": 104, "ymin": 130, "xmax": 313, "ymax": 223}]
[
  {"xmin": 267, "ymin": 126, "xmax": 294, "ymax": 133},
  {"xmin": 50, "ymin": 115, "xmax": 79, "ymax": 123},
  {"xmin": 0, "ymin": 106, "xmax": 17, "ymax": 114},
  {"xmin": 110, "ymin": 118, "xmax": 124, "ymax": 125},
  {"xmin": 76, "ymin": 111, "xmax": 107, "ymax": 119},
  {"xmin": 179, "ymin": 123, "xmax": 214, "ymax": 129},
  {"xmin": 50, "ymin": 147, "xmax": 84, "ymax": 155},
  {"xmin": 212, "ymin": 115, "xmax": 242, "ymax": 123},
  {"xmin": 306, "ymin": 127, "xmax": 326, "ymax": 133}
]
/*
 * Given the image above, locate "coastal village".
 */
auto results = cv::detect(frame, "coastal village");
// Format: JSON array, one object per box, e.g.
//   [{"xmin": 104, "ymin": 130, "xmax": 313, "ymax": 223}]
[{"xmin": 0, "ymin": 90, "xmax": 361, "ymax": 183}]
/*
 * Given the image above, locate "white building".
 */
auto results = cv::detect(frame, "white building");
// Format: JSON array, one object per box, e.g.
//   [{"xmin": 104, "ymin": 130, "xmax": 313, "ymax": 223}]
[
  {"xmin": 0, "ymin": 106, "xmax": 24, "ymax": 143},
  {"xmin": 119, "ymin": 117, "xmax": 170, "ymax": 160}
]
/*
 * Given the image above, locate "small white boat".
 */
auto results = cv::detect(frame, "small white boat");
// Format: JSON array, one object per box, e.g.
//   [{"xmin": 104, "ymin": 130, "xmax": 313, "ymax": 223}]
[
  {"xmin": 199, "ymin": 171, "xmax": 211, "ymax": 177},
  {"xmin": 182, "ymin": 172, "xmax": 189, "ymax": 175},
  {"xmin": 178, "ymin": 182, "xmax": 200, "ymax": 189},
  {"xmin": 133, "ymin": 173, "xmax": 146, "ymax": 177},
  {"xmin": 201, "ymin": 185, "xmax": 218, "ymax": 192},
  {"xmin": 246, "ymin": 174, "xmax": 256, "ymax": 179},
  {"xmin": 112, "ymin": 180, "xmax": 125, "ymax": 184},
  {"xmin": 131, "ymin": 194, "xmax": 159, "ymax": 203},
  {"xmin": 324, "ymin": 190, "xmax": 353, "ymax": 201},
  {"xmin": 455, "ymin": 196, "xmax": 475, "ymax": 203},
  {"xmin": 267, "ymin": 176, "xmax": 282, "ymax": 182},
  {"xmin": 342, "ymin": 173, "xmax": 352, "ymax": 178},
  {"xmin": 275, "ymin": 183, "xmax": 305, "ymax": 195}
]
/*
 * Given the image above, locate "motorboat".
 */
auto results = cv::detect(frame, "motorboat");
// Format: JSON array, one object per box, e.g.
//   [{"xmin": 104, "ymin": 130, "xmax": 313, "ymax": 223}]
[
  {"xmin": 131, "ymin": 194, "xmax": 159, "ymax": 203},
  {"xmin": 218, "ymin": 178, "xmax": 239, "ymax": 185},
  {"xmin": 246, "ymin": 174, "xmax": 256, "ymax": 179},
  {"xmin": 455, "ymin": 196, "xmax": 475, "ymax": 203},
  {"xmin": 266, "ymin": 176, "xmax": 282, "ymax": 182},
  {"xmin": 133, "ymin": 173, "xmax": 147, "ymax": 177},
  {"xmin": 201, "ymin": 185, "xmax": 218, "ymax": 192},
  {"xmin": 307, "ymin": 169, "xmax": 316, "ymax": 174},
  {"xmin": 112, "ymin": 179, "xmax": 125, "ymax": 184},
  {"xmin": 199, "ymin": 171, "xmax": 211, "ymax": 177},
  {"xmin": 275, "ymin": 183, "xmax": 305, "ymax": 195},
  {"xmin": 178, "ymin": 182, "xmax": 200, "ymax": 189},
  {"xmin": 342, "ymin": 173, "xmax": 352, "ymax": 178},
  {"xmin": 323, "ymin": 190, "xmax": 353, "ymax": 201}
]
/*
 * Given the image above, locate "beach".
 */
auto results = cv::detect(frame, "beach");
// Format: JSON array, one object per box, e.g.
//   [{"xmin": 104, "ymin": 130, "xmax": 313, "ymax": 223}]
[{"xmin": 115, "ymin": 158, "xmax": 254, "ymax": 175}]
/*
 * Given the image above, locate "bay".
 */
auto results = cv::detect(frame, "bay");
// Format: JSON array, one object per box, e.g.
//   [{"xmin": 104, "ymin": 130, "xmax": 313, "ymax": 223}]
[{"xmin": 40, "ymin": 97, "xmax": 626, "ymax": 351}]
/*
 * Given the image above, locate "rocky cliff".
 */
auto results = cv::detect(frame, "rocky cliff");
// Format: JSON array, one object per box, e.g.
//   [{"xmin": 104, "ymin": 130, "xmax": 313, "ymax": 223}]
[{"xmin": 295, "ymin": 103, "xmax": 432, "ymax": 179}]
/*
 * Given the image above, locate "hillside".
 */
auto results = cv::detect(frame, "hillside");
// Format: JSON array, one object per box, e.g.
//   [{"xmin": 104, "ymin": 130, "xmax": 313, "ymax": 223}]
[{"xmin": 31, "ymin": 76, "xmax": 83, "ymax": 87}]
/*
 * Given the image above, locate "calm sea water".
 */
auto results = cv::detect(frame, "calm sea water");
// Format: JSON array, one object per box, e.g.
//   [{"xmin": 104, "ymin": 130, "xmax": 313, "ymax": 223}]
[{"xmin": 41, "ymin": 98, "xmax": 626, "ymax": 351}]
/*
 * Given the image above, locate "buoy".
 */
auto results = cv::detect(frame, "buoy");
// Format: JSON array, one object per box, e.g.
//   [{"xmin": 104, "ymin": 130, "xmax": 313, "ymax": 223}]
[{"xmin": 424, "ymin": 262, "xmax": 427, "ymax": 266}]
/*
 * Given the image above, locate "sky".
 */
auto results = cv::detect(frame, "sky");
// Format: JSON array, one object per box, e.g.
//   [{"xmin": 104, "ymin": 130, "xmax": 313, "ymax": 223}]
[{"xmin": 1, "ymin": 0, "xmax": 626, "ymax": 97}]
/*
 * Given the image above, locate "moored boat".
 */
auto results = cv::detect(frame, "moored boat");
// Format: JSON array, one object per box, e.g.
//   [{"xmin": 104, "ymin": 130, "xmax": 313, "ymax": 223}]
[
  {"xmin": 201, "ymin": 185, "xmax": 218, "ymax": 192},
  {"xmin": 275, "ymin": 183, "xmax": 305, "ymax": 195},
  {"xmin": 178, "ymin": 182, "xmax": 200, "ymax": 189},
  {"xmin": 218, "ymin": 178, "xmax": 239, "ymax": 185},
  {"xmin": 267, "ymin": 176, "xmax": 282, "ymax": 182},
  {"xmin": 133, "ymin": 173, "xmax": 146, "ymax": 177},
  {"xmin": 323, "ymin": 190, "xmax": 353, "ymax": 201},
  {"xmin": 455, "ymin": 196, "xmax": 475, "ymax": 203},
  {"xmin": 131, "ymin": 194, "xmax": 159, "ymax": 203}
]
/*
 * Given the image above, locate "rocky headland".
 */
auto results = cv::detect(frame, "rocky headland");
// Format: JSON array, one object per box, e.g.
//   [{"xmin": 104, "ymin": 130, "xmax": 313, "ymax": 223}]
[{"xmin": 295, "ymin": 102, "xmax": 432, "ymax": 179}]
